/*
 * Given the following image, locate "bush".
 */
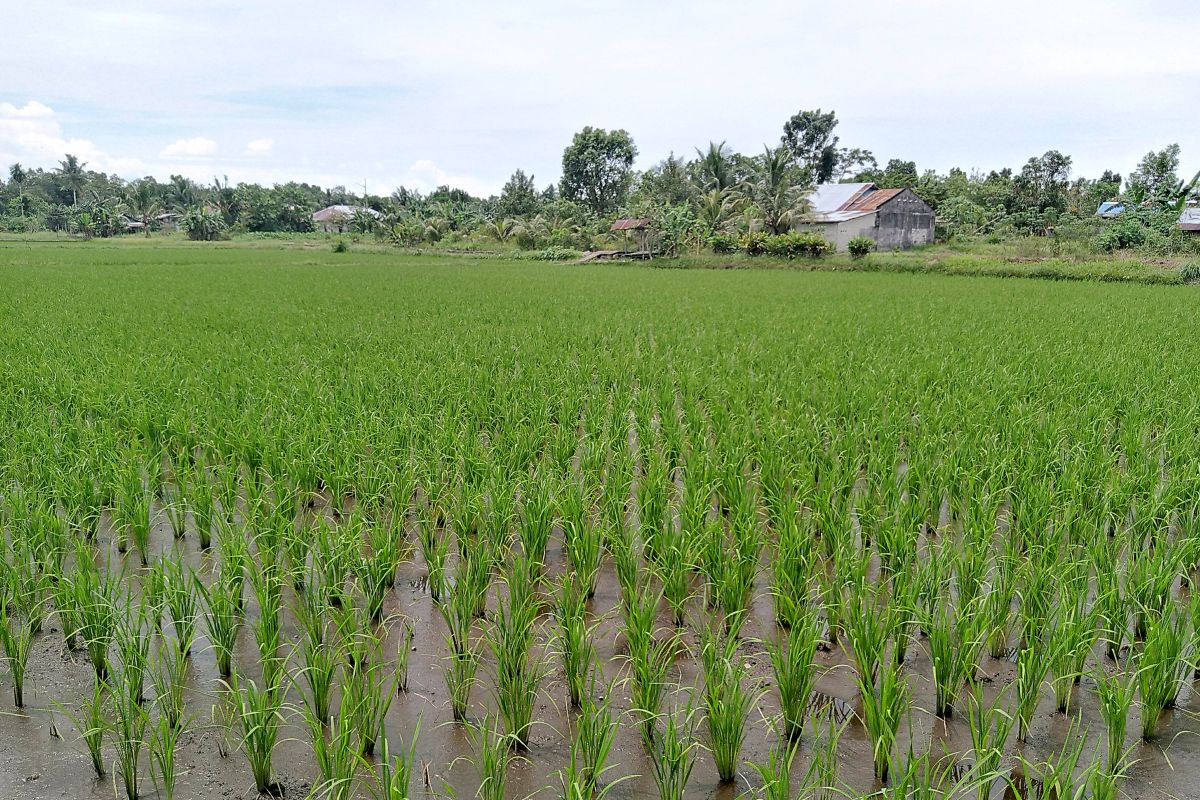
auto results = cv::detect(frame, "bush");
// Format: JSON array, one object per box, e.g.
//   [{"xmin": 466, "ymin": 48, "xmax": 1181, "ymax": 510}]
[
  {"xmin": 181, "ymin": 208, "xmax": 226, "ymax": 241},
  {"xmin": 1178, "ymin": 261, "xmax": 1200, "ymax": 282},
  {"xmin": 738, "ymin": 232, "xmax": 769, "ymax": 256},
  {"xmin": 848, "ymin": 236, "xmax": 875, "ymax": 259},
  {"xmin": 332, "ymin": 240, "xmax": 349, "ymax": 253},
  {"xmin": 520, "ymin": 247, "xmax": 580, "ymax": 261},
  {"xmin": 709, "ymin": 233, "xmax": 738, "ymax": 254},
  {"xmin": 757, "ymin": 231, "xmax": 833, "ymax": 259}
]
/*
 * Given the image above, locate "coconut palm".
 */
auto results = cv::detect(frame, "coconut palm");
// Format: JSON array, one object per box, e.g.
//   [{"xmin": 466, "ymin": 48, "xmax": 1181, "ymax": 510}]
[
  {"xmin": 57, "ymin": 154, "xmax": 88, "ymax": 206},
  {"xmin": 124, "ymin": 180, "xmax": 162, "ymax": 237},
  {"xmin": 695, "ymin": 141, "xmax": 737, "ymax": 193},
  {"xmin": 742, "ymin": 146, "xmax": 812, "ymax": 235},
  {"xmin": 696, "ymin": 189, "xmax": 739, "ymax": 235},
  {"xmin": 9, "ymin": 163, "xmax": 27, "ymax": 205}
]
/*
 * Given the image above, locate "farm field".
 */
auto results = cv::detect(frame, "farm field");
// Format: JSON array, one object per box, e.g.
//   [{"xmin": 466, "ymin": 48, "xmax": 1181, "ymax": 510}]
[{"xmin": 2, "ymin": 243, "xmax": 1200, "ymax": 799}]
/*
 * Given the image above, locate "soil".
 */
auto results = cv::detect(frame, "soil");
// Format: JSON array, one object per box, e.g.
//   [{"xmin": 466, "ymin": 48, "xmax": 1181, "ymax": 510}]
[{"xmin": 1, "ymin": 499, "xmax": 1199, "ymax": 800}]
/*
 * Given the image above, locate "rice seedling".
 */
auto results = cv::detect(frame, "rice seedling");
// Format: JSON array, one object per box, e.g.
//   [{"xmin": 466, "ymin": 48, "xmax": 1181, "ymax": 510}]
[
  {"xmin": 186, "ymin": 466, "xmax": 216, "ymax": 550},
  {"xmin": 344, "ymin": 621, "xmax": 396, "ymax": 756},
  {"xmin": 65, "ymin": 679, "xmax": 107, "ymax": 777},
  {"xmin": 745, "ymin": 738, "xmax": 799, "ymax": 800},
  {"xmin": 1049, "ymin": 600, "xmax": 1098, "ymax": 713},
  {"xmin": 67, "ymin": 545, "xmax": 120, "ymax": 680},
  {"xmin": 163, "ymin": 558, "xmax": 198, "ymax": 655},
  {"xmin": 923, "ymin": 594, "xmax": 984, "ymax": 718},
  {"xmin": 165, "ymin": 464, "xmax": 189, "ymax": 540},
  {"xmin": 844, "ymin": 575, "xmax": 894, "ymax": 693},
  {"xmin": 488, "ymin": 555, "xmax": 545, "ymax": 748},
  {"xmin": 309, "ymin": 701, "xmax": 361, "ymax": 800},
  {"xmin": 858, "ymin": 655, "xmax": 910, "ymax": 784},
  {"xmin": 622, "ymin": 584, "xmax": 677, "ymax": 741},
  {"xmin": 198, "ymin": 569, "xmax": 242, "ymax": 680},
  {"xmin": 395, "ymin": 619, "xmax": 414, "ymax": 693},
  {"xmin": 1015, "ymin": 637, "xmax": 1053, "ymax": 743},
  {"xmin": 647, "ymin": 700, "xmax": 698, "ymax": 800},
  {"xmin": 251, "ymin": 562, "xmax": 286, "ymax": 689},
  {"xmin": 0, "ymin": 603, "xmax": 33, "ymax": 708},
  {"xmin": 569, "ymin": 672, "xmax": 620, "ymax": 797},
  {"xmin": 229, "ymin": 671, "xmax": 286, "ymax": 795},
  {"xmin": 107, "ymin": 668, "xmax": 149, "ymax": 800},
  {"xmin": 555, "ymin": 572, "xmax": 597, "ymax": 708},
  {"xmin": 113, "ymin": 459, "xmax": 153, "ymax": 566},
  {"xmin": 149, "ymin": 701, "xmax": 185, "ymax": 800},
  {"xmin": 469, "ymin": 715, "xmax": 515, "ymax": 800},
  {"xmin": 150, "ymin": 639, "xmax": 189, "ymax": 732},
  {"xmin": 1137, "ymin": 606, "xmax": 1188, "ymax": 740},
  {"xmin": 115, "ymin": 602, "xmax": 151, "ymax": 705},
  {"xmin": 1094, "ymin": 665, "xmax": 1136, "ymax": 775},
  {"xmin": 965, "ymin": 682, "xmax": 1014, "ymax": 800},
  {"xmin": 378, "ymin": 719, "xmax": 420, "ymax": 800},
  {"xmin": 1016, "ymin": 718, "xmax": 1096, "ymax": 800},
  {"xmin": 766, "ymin": 601, "xmax": 821, "ymax": 742},
  {"xmin": 700, "ymin": 623, "xmax": 757, "ymax": 783},
  {"xmin": 559, "ymin": 481, "xmax": 603, "ymax": 599}
]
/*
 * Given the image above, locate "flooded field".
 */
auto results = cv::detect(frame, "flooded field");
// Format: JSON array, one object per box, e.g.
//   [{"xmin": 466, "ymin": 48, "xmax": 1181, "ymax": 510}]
[{"xmin": 2, "ymin": 246, "xmax": 1200, "ymax": 799}]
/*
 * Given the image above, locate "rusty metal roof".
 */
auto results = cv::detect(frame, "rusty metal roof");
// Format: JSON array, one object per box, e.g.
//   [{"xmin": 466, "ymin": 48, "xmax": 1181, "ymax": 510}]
[
  {"xmin": 845, "ymin": 187, "xmax": 904, "ymax": 213},
  {"xmin": 610, "ymin": 218, "xmax": 652, "ymax": 231}
]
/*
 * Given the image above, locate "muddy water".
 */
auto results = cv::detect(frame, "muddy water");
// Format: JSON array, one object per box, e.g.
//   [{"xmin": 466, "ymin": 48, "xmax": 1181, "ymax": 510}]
[{"xmin": 2, "ymin": 505, "xmax": 1200, "ymax": 800}]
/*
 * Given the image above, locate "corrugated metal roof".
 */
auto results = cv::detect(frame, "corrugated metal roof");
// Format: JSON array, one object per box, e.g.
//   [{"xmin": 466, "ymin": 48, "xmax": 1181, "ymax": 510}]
[
  {"xmin": 804, "ymin": 182, "xmax": 900, "ymax": 222},
  {"xmin": 1180, "ymin": 207, "xmax": 1200, "ymax": 231},
  {"xmin": 313, "ymin": 205, "xmax": 381, "ymax": 222},
  {"xmin": 610, "ymin": 218, "xmax": 652, "ymax": 231},
  {"xmin": 845, "ymin": 187, "xmax": 903, "ymax": 213},
  {"xmin": 1097, "ymin": 202, "xmax": 1125, "ymax": 218},
  {"xmin": 807, "ymin": 183, "xmax": 873, "ymax": 215}
]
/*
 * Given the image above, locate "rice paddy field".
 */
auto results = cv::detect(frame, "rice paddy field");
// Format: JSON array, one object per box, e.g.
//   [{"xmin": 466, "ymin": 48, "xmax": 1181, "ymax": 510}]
[{"xmin": 3, "ymin": 241, "xmax": 1200, "ymax": 799}]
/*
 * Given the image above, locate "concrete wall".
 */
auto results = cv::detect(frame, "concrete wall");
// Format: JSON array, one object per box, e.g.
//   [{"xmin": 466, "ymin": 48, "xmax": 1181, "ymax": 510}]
[
  {"xmin": 873, "ymin": 189, "xmax": 935, "ymax": 250},
  {"xmin": 795, "ymin": 214, "xmax": 877, "ymax": 251}
]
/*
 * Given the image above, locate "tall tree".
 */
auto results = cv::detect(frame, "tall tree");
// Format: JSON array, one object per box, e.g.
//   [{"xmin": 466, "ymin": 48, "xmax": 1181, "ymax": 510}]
[
  {"xmin": 694, "ymin": 141, "xmax": 738, "ymax": 192},
  {"xmin": 124, "ymin": 179, "xmax": 162, "ymax": 236},
  {"xmin": 559, "ymin": 127, "xmax": 637, "ymax": 215},
  {"xmin": 57, "ymin": 154, "xmax": 88, "ymax": 206},
  {"xmin": 497, "ymin": 169, "xmax": 541, "ymax": 218},
  {"xmin": 8, "ymin": 163, "xmax": 27, "ymax": 207},
  {"xmin": 780, "ymin": 109, "xmax": 840, "ymax": 183}
]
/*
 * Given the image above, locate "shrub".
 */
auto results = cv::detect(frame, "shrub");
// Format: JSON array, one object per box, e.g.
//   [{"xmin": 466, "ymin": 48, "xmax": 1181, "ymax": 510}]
[
  {"xmin": 709, "ymin": 232, "xmax": 739, "ymax": 254},
  {"xmin": 181, "ymin": 208, "xmax": 226, "ymax": 241},
  {"xmin": 755, "ymin": 231, "xmax": 834, "ymax": 259},
  {"xmin": 332, "ymin": 240, "xmax": 349, "ymax": 253},
  {"xmin": 739, "ymin": 231, "xmax": 769, "ymax": 256},
  {"xmin": 1179, "ymin": 261, "xmax": 1200, "ymax": 282},
  {"xmin": 848, "ymin": 236, "xmax": 875, "ymax": 259},
  {"xmin": 520, "ymin": 247, "xmax": 580, "ymax": 261}
]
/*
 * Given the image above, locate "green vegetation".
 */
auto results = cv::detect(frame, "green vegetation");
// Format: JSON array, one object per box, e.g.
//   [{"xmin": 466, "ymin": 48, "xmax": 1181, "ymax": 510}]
[{"xmin": 7, "ymin": 241, "xmax": 1200, "ymax": 798}]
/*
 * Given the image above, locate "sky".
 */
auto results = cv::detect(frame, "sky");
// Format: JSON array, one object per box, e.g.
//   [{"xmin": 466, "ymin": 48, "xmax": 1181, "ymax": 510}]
[{"xmin": 1, "ymin": 0, "xmax": 1198, "ymax": 197}]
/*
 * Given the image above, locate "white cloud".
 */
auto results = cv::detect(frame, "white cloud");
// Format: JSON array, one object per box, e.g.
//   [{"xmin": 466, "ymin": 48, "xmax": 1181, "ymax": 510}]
[
  {"xmin": 160, "ymin": 136, "xmax": 217, "ymax": 159},
  {"xmin": 244, "ymin": 138, "xmax": 274, "ymax": 156},
  {"xmin": 0, "ymin": 100, "xmax": 144, "ymax": 175}
]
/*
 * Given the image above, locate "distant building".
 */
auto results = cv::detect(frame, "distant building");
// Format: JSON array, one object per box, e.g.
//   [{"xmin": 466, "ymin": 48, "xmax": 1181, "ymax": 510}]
[
  {"xmin": 1180, "ymin": 205, "xmax": 1200, "ymax": 234},
  {"xmin": 794, "ymin": 183, "xmax": 934, "ymax": 251},
  {"xmin": 1096, "ymin": 202, "xmax": 1126, "ymax": 219},
  {"xmin": 312, "ymin": 205, "xmax": 382, "ymax": 233}
]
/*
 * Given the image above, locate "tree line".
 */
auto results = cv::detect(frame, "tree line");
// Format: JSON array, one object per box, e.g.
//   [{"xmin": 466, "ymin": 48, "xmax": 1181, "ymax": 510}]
[{"xmin": 1, "ymin": 109, "xmax": 1197, "ymax": 255}]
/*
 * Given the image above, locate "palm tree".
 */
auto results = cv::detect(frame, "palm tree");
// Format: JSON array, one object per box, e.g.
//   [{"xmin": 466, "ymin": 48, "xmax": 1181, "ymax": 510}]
[
  {"xmin": 57, "ymin": 154, "xmax": 88, "ymax": 206},
  {"xmin": 744, "ymin": 146, "xmax": 812, "ymax": 234},
  {"xmin": 124, "ymin": 180, "xmax": 162, "ymax": 237},
  {"xmin": 8, "ymin": 163, "xmax": 27, "ymax": 205},
  {"xmin": 696, "ymin": 189, "xmax": 739, "ymax": 235},
  {"xmin": 695, "ymin": 141, "xmax": 737, "ymax": 193},
  {"xmin": 487, "ymin": 218, "xmax": 517, "ymax": 243}
]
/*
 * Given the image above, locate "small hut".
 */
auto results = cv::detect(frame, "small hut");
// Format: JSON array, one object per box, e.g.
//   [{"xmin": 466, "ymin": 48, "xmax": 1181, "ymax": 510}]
[{"xmin": 609, "ymin": 218, "xmax": 654, "ymax": 256}]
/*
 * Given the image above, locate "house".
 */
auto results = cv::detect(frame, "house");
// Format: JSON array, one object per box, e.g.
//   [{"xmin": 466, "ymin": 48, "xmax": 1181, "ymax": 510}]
[
  {"xmin": 1180, "ymin": 205, "xmax": 1200, "ymax": 234},
  {"xmin": 1096, "ymin": 202, "xmax": 1125, "ymax": 219},
  {"xmin": 795, "ymin": 183, "xmax": 935, "ymax": 251},
  {"xmin": 312, "ymin": 205, "xmax": 382, "ymax": 233}
]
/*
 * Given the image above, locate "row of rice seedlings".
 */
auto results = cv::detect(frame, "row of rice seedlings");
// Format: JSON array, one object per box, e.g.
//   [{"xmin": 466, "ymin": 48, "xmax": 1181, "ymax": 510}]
[
  {"xmin": 0, "ymin": 600, "xmax": 33, "ymax": 707},
  {"xmin": 199, "ymin": 567, "xmax": 242, "ymax": 680},
  {"xmin": 858, "ymin": 654, "xmax": 910, "ymax": 784},
  {"xmin": 924, "ymin": 593, "xmax": 983, "ymax": 718},
  {"xmin": 1094, "ymin": 666, "xmax": 1136, "ymax": 776},
  {"xmin": 112, "ymin": 458, "xmax": 153, "ymax": 566},
  {"xmin": 418, "ymin": 501, "xmax": 450, "ymax": 603}
]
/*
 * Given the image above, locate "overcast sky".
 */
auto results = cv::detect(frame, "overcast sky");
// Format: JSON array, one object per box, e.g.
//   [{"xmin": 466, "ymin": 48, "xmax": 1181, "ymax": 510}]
[{"xmin": 2, "ymin": 0, "xmax": 1197, "ymax": 196}]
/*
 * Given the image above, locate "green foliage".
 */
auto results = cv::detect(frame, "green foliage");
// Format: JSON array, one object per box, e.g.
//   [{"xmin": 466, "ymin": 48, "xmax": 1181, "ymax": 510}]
[
  {"xmin": 847, "ymin": 235, "xmax": 875, "ymax": 259},
  {"xmin": 560, "ymin": 126, "xmax": 638, "ymax": 214},
  {"xmin": 182, "ymin": 207, "xmax": 226, "ymax": 241}
]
